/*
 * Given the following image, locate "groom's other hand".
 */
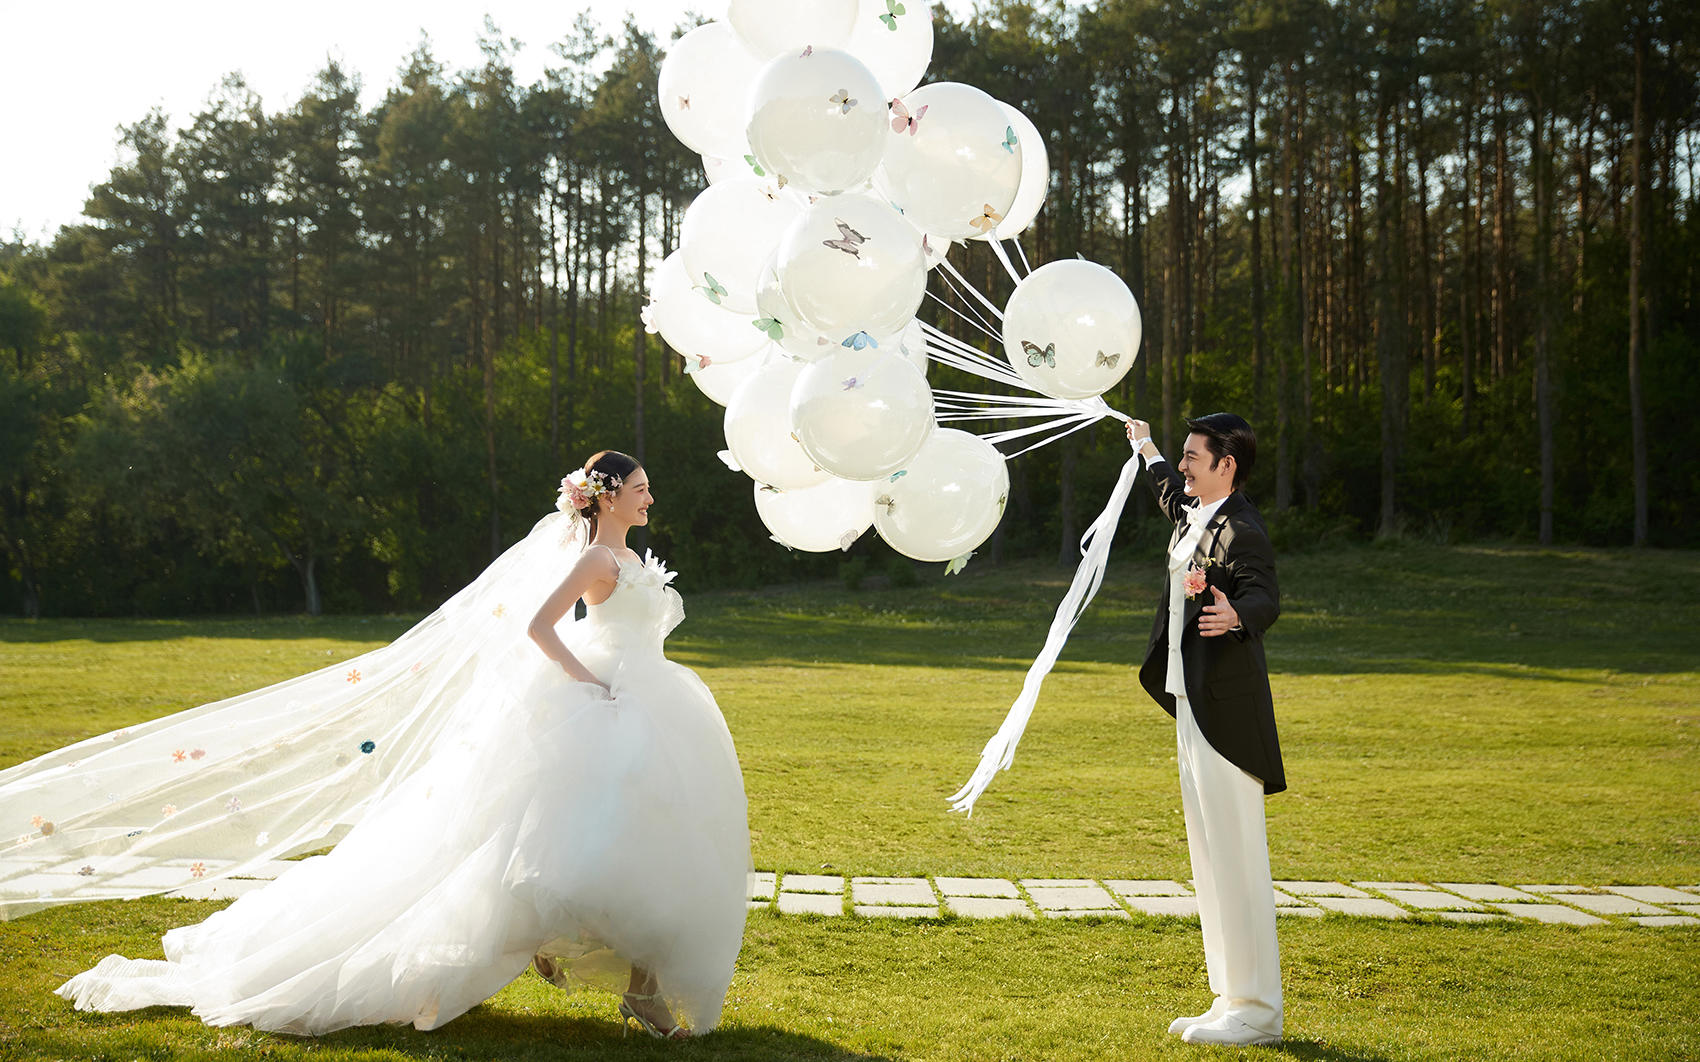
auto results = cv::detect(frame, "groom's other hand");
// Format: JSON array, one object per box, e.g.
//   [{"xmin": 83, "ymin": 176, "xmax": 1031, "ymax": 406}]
[
  {"xmin": 1198, "ymin": 585, "xmax": 1242, "ymax": 637},
  {"xmin": 1127, "ymin": 420, "xmax": 1156, "ymax": 457}
]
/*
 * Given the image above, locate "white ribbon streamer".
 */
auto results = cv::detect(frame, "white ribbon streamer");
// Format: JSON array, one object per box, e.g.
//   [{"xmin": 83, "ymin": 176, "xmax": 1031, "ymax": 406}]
[{"xmin": 948, "ymin": 450, "xmax": 1142, "ymax": 815}]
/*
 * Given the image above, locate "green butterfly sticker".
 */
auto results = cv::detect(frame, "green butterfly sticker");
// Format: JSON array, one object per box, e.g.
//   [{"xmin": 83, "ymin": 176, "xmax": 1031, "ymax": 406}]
[
  {"xmin": 1022, "ymin": 339, "xmax": 1056, "ymax": 368},
  {"xmin": 743, "ymin": 154, "xmax": 768, "ymax": 177},
  {"xmin": 945, "ymin": 551, "xmax": 974, "ymax": 575},
  {"xmin": 1002, "ymin": 125, "xmax": 1018, "ymax": 154},
  {"xmin": 696, "ymin": 273, "xmax": 728, "ymax": 304},
  {"xmin": 754, "ymin": 316, "xmax": 784, "ymax": 340},
  {"xmin": 879, "ymin": 0, "xmax": 905, "ymax": 30}
]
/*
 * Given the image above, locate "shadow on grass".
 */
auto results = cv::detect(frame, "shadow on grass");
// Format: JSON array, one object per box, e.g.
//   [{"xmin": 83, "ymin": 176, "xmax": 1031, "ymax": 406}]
[{"xmin": 315, "ymin": 1009, "xmax": 896, "ymax": 1061}]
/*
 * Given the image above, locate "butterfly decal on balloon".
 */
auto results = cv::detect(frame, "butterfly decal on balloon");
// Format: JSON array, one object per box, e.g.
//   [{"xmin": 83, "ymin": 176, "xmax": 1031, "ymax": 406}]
[
  {"xmin": 889, "ymin": 98, "xmax": 928, "ymax": 136},
  {"xmin": 888, "ymin": 470, "xmax": 907, "ymax": 481},
  {"xmin": 822, "ymin": 219, "xmax": 869, "ymax": 258},
  {"xmin": 841, "ymin": 376, "xmax": 864, "ymax": 390},
  {"xmin": 800, "ymin": 45, "xmax": 814, "ymax": 58},
  {"xmin": 879, "ymin": 0, "xmax": 906, "ymax": 30},
  {"xmin": 968, "ymin": 204, "xmax": 1004, "ymax": 235},
  {"xmin": 1021, "ymin": 340, "xmax": 1056, "ymax": 368},
  {"xmin": 1002, "ymin": 126, "xmax": 1018, "ymax": 154},
  {"xmin": 841, "ymin": 331, "xmax": 879, "ymax": 350},
  {"xmin": 830, "ymin": 89, "xmax": 858, "ymax": 114},
  {"xmin": 945, "ymin": 551, "xmax": 973, "ymax": 575},
  {"xmin": 677, "ymin": 95, "xmax": 690, "ymax": 110},
  {"xmin": 875, "ymin": 494, "xmax": 896, "ymax": 514},
  {"xmin": 684, "ymin": 355, "xmax": 712, "ymax": 375},
  {"xmin": 695, "ymin": 273, "xmax": 728, "ymax": 304},
  {"xmin": 753, "ymin": 317, "xmax": 784, "ymax": 340},
  {"xmin": 1095, "ymin": 350, "xmax": 1120, "ymax": 368}
]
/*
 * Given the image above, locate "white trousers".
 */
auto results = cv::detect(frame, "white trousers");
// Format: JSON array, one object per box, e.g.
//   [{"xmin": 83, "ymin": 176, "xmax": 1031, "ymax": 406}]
[{"xmin": 1176, "ymin": 694, "xmax": 1282, "ymax": 1036}]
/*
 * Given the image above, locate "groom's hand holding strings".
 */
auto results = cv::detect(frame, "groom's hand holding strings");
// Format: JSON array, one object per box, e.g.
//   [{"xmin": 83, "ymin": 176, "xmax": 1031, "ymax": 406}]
[{"xmin": 1198, "ymin": 585, "xmax": 1241, "ymax": 638}]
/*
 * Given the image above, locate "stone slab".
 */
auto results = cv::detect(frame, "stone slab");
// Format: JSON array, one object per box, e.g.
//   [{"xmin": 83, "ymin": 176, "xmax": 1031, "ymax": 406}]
[
  {"xmin": 1435, "ymin": 911, "xmax": 1512, "ymax": 923},
  {"xmin": 1275, "ymin": 881, "xmax": 1369, "ymax": 898},
  {"xmin": 1020, "ymin": 878, "xmax": 1096, "ymax": 888},
  {"xmin": 1516, "ymin": 883, "xmax": 1589, "ymax": 894},
  {"xmin": 1436, "ymin": 882, "xmax": 1542, "ymax": 903},
  {"xmin": 946, "ymin": 896, "xmax": 1034, "ymax": 919},
  {"xmin": 934, "ymin": 877, "xmax": 1018, "ymax": 897},
  {"xmin": 747, "ymin": 900, "xmax": 770, "ymax": 911},
  {"xmin": 165, "ymin": 878, "xmax": 269, "ymax": 901},
  {"xmin": 851, "ymin": 880, "xmax": 936, "ymax": 907},
  {"xmin": 1607, "ymin": 885, "xmax": 1698, "ymax": 905},
  {"xmin": 1271, "ymin": 889, "xmax": 1309, "ymax": 907},
  {"xmin": 746, "ymin": 872, "xmax": 776, "ymax": 900},
  {"xmin": 1555, "ymin": 893, "xmax": 1668, "ymax": 916},
  {"xmin": 780, "ymin": 874, "xmax": 843, "ymax": 894},
  {"xmin": 1044, "ymin": 908, "xmax": 1130, "ymax": 919},
  {"xmin": 1104, "ymin": 879, "xmax": 1192, "ymax": 897},
  {"xmin": 855, "ymin": 904, "xmax": 939, "ymax": 919},
  {"xmin": 1383, "ymin": 889, "xmax": 1485, "ymax": 911},
  {"xmin": 777, "ymin": 892, "xmax": 844, "ymax": 916},
  {"xmin": 1276, "ymin": 907, "xmax": 1323, "ymax": 918},
  {"xmin": 1631, "ymin": 915, "xmax": 1700, "ymax": 927},
  {"xmin": 1122, "ymin": 896, "xmax": 1200, "ymax": 918},
  {"xmin": 1026, "ymin": 884, "xmax": 1117, "ymax": 911},
  {"xmin": 1489, "ymin": 902, "xmax": 1604, "ymax": 926},
  {"xmin": 1353, "ymin": 881, "xmax": 1434, "ymax": 891},
  {"xmin": 1310, "ymin": 896, "xmax": 1410, "ymax": 919},
  {"xmin": 1665, "ymin": 904, "xmax": 1700, "ymax": 916}
]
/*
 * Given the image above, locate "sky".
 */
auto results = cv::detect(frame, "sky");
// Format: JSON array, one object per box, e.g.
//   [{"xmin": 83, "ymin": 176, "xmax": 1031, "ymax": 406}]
[{"xmin": 0, "ymin": 0, "xmax": 975, "ymax": 243}]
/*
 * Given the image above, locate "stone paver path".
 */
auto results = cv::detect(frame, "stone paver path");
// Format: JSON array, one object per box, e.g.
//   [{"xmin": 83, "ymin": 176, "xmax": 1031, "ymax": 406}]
[{"xmin": 177, "ymin": 865, "xmax": 1700, "ymax": 928}]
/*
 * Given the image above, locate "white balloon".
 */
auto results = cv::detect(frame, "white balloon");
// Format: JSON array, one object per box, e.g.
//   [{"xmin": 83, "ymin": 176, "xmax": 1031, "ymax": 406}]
[
  {"xmin": 755, "ymin": 252, "xmax": 837, "ymax": 362},
  {"xmin": 680, "ymin": 180, "xmax": 805, "ymax": 314},
  {"xmin": 873, "ymin": 428, "xmax": 1009, "ymax": 563},
  {"xmin": 658, "ymin": 23, "xmax": 763, "ymax": 159},
  {"xmin": 897, "ymin": 317, "xmax": 929, "ymax": 377},
  {"xmin": 647, "ymin": 251, "xmax": 768, "ymax": 365},
  {"xmin": 843, "ymin": 0, "xmax": 934, "ymax": 99},
  {"xmin": 1001, "ymin": 259, "xmax": 1142, "ymax": 400},
  {"xmin": 874, "ymin": 82, "xmax": 1024, "ymax": 240},
  {"xmin": 991, "ymin": 102, "xmax": 1047, "ymax": 240},
  {"xmin": 724, "ymin": 359, "xmax": 831, "ymax": 490},
  {"xmin": 754, "ymin": 476, "xmax": 878, "ymax": 552},
  {"xmin": 687, "ymin": 348, "xmax": 771, "ymax": 406},
  {"xmin": 729, "ymin": 0, "xmax": 857, "ymax": 59},
  {"xmin": 776, "ymin": 192, "xmax": 926, "ymax": 341},
  {"xmin": 746, "ymin": 49, "xmax": 887, "ymax": 195},
  {"xmin": 790, "ymin": 348, "xmax": 934, "ymax": 481}
]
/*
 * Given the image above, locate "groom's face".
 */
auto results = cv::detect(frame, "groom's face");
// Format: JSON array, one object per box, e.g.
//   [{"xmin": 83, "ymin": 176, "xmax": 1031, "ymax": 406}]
[{"xmin": 1179, "ymin": 433, "xmax": 1234, "ymax": 501}]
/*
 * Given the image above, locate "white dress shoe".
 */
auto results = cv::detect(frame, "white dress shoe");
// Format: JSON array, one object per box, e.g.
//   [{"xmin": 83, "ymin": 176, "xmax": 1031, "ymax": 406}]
[
  {"xmin": 1180, "ymin": 1013, "xmax": 1282, "ymax": 1046},
  {"xmin": 1166, "ymin": 999, "xmax": 1227, "ymax": 1036}
]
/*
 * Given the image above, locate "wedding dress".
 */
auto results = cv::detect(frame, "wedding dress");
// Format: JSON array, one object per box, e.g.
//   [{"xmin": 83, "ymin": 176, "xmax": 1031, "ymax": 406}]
[{"xmin": 6, "ymin": 513, "xmax": 749, "ymax": 1035}]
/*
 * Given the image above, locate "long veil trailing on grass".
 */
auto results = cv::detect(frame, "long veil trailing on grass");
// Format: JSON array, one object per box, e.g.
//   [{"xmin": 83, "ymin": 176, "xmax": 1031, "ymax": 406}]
[{"xmin": 0, "ymin": 511, "xmax": 590, "ymax": 921}]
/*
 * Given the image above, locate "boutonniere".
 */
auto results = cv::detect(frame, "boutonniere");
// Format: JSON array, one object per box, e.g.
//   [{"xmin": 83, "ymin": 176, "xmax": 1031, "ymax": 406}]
[{"xmin": 1182, "ymin": 557, "xmax": 1218, "ymax": 600}]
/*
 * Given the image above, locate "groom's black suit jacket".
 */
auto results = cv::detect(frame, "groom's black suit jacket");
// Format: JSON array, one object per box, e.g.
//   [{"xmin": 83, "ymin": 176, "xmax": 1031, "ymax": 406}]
[{"xmin": 1138, "ymin": 460, "xmax": 1286, "ymax": 795}]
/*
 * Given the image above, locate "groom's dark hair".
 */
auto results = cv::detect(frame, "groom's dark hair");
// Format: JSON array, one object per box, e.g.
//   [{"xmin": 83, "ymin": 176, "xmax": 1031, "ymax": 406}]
[{"xmin": 1185, "ymin": 412, "xmax": 1256, "ymax": 488}]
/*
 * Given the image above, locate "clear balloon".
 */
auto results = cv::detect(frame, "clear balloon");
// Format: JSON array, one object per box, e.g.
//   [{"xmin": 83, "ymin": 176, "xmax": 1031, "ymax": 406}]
[
  {"xmin": 872, "ymin": 428, "xmax": 1010, "ymax": 563},
  {"xmin": 990, "ymin": 102, "xmax": 1047, "ymax": 240},
  {"xmin": 746, "ymin": 49, "xmax": 887, "ymax": 195},
  {"xmin": 897, "ymin": 317, "xmax": 930, "ymax": 377},
  {"xmin": 789, "ymin": 347, "xmax": 934, "ymax": 481},
  {"xmin": 776, "ymin": 192, "xmax": 927, "ymax": 341},
  {"xmin": 874, "ymin": 82, "xmax": 1024, "ymax": 240},
  {"xmin": 724, "ymin": 359, "xmax": 831, "ymax": 490},
  {"xmin": 842, "ymin": 0, "xmax": 935, "ymax": 99},
  {"xmin": 756, "ymin": 253, "xmax": 837, "ymax": 362},
  {"xmin": 647, "ymin": 251, "xmax": 768, "ymax": 366},
  {"xmin": 680, "ymin": 179, "xmax": 805, "ymax": 315},
  {"xmin": 688, "ymin": 348, "xmax": 771, "ymax": 406},
  {"xmin": 658, "ymin": 23, "xmax": 762, "ymax": 159},
  {"xmin": 729, "ymin": 0, "xmax": 857, "ymax": 59},
  {"xmin": 753, "ymin": 476, "xmax": 878, "ymax": 552},
  {"xmin": 1001, "ymin": 259, "xmax": 1142, "ymax": 400}
]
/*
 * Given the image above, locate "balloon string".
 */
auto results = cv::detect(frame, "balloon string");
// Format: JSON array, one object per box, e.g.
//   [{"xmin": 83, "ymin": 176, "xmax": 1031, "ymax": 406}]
[
  {"xmin": 987, "ymin": 238, "xmax": 1024, "ymax": 286},
  {"xmin": 948, "ymin": 452, "xmax": 1144, "ymax": 815},
  {"xmin": 937, "ymin": 256, "xmax": 1006, "ymax": 322},
  {"xmin": 923, "ymin": 288, "xmax": 1002, "ymax": 343},
  {"xmin": 1014, "ymin": 237, "xmax": 1033, "ymax": 276}
]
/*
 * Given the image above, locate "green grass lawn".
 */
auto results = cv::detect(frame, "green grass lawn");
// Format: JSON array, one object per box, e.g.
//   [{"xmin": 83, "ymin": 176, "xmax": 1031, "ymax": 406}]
[{"xmin": 2, "ymin": 541, "xmax": 1697, "ymax": 1059}]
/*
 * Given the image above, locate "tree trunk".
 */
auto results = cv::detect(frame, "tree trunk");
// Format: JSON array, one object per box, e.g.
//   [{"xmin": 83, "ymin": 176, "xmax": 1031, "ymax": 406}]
[
  {"xmin": 1628, "ymin": 29, "xmax": 1648, "ymax": 545},
  {"xmin": 1533, "ymin": 104, "xmax": 1555, "ymax": 545},
  {"xmin": 1247, "ymin": 65, "xmax": 1268, "ymax": 421}
]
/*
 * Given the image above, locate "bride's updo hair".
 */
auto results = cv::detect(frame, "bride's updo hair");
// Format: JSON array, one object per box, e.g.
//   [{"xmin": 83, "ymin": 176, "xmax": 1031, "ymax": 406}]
[{"xmin": 575, "ymin": 450, "xmax": 642, "ymax": 534}]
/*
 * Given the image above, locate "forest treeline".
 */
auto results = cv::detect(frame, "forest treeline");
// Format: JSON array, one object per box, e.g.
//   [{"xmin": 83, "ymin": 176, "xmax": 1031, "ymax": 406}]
[{"xmin": 1, "ymin": 0, "xmax": 1695, "ymax": 618}]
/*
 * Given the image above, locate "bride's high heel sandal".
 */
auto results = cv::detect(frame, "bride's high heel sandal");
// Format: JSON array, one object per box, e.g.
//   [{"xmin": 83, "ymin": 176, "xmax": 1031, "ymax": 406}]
[
  {"xmin": 532, "ymin": 953, "xmax": 569, "ymax": 987},
  {"xmin": 619, "ymin": 992, "xmax": 690, "ymax": 1040}
]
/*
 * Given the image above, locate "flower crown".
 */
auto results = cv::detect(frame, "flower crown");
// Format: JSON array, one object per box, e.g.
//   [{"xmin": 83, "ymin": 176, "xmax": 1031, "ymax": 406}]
[{"xmin": 558, "ymin": 468, "xmax": 623, "ymax": 517}]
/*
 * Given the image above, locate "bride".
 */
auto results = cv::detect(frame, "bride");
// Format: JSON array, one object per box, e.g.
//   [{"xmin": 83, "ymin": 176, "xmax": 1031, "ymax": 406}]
[{"xmin": 5, "ymin": 450, "xmax": 749, "ymax": 1040}]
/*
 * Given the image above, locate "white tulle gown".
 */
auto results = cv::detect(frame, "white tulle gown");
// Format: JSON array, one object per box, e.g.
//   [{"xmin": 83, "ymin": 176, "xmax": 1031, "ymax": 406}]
[{"xmin": 53, "ymin": 547, "xmax": 750, "ymax": 1036}]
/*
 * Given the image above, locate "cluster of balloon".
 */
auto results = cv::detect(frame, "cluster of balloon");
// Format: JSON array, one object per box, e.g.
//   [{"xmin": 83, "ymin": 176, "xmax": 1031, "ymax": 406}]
[{"xmin": 647, "ymin": 0, "xmax": 1138, "ymax": 567}]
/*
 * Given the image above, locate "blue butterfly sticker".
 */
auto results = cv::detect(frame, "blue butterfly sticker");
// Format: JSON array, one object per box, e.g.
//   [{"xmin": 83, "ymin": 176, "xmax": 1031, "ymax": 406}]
[{"xmin": 841, "ymin": 331, "xmax": 878, "ymax": 350}]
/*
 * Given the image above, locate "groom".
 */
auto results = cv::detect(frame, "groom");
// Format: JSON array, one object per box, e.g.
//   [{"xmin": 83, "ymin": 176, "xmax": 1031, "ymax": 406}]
[{"xmin": 1127, "ymin": 413, "xmax": 1284, "ymax": 1047}]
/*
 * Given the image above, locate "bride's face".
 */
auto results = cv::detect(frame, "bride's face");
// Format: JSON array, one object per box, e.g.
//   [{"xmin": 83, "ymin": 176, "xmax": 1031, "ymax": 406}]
[{"xmin": 603, "ymin": 470, "xmax": 652, "ymax": 526}]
